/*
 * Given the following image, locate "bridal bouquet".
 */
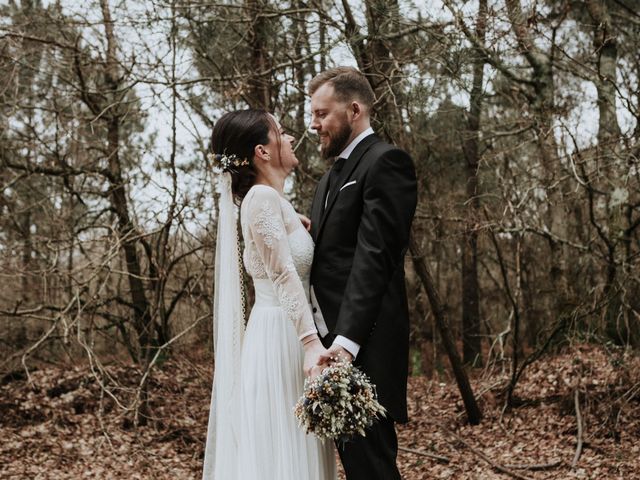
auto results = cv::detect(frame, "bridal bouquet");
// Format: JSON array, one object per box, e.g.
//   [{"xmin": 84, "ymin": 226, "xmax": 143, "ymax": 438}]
[{"xmin": 294, "ymin": 360, "xmax": 386, "ymax": 443}]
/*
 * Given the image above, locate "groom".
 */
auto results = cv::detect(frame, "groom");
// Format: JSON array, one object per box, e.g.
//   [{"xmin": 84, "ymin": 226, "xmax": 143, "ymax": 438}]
[{"xmin": 308, "ymin": 67, "xmax": 417, "ymax": 480}]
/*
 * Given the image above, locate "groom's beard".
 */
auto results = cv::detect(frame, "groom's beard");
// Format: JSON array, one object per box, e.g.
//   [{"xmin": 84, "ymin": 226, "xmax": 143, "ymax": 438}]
[{"xmin": 321, "ymin": 121, "xmax": 352, "ymax": 159}]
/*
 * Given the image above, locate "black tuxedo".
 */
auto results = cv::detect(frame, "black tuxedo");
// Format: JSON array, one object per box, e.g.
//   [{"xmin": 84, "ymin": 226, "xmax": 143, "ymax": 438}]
[{"xmin": 310, "ymin": 133, "xmax": 417, "ymax": 479}]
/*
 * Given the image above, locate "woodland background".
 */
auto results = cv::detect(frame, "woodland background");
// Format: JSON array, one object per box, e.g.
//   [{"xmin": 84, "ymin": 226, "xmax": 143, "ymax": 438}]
[{"xmin": 1, "ymin": 0, "xmax": 639, "ymax": 478}]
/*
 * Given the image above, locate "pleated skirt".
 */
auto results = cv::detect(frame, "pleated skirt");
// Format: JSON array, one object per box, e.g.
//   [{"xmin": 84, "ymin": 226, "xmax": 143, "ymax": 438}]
[{"xmin": 237, "ymin": 304, "xmax": 337, "ymax": 480}]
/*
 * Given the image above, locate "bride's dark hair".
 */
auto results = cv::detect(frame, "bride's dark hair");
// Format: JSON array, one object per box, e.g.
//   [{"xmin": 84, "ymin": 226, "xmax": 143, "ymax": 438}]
[{"xmin": 209, "ymin": 109, "xmax": 279, "ymax": 202}]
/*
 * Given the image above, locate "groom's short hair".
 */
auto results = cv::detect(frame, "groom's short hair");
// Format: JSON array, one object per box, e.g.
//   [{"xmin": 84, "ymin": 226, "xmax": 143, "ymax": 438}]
[{"xmin": 309, "ymin": 67, "xmax": 375, "ymax": 112}]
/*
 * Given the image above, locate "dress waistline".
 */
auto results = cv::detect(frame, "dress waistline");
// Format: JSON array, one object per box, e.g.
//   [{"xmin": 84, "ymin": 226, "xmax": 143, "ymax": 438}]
[{"xmin": 252, "ymin": 278, "xmax": 311, "ymax": 309}]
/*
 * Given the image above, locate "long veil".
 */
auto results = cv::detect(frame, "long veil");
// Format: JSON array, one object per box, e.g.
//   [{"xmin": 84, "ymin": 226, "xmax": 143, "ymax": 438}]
[{"xmin": 202, "ymin": 172, "xmax": 245, "ymax": 479}]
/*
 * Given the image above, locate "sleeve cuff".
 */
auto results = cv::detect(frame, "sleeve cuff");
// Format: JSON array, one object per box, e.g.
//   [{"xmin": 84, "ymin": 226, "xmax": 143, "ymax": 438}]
[
  {"xmin": 333, "ymin": 335, "xmax": 361, "ymax": 359},
  {"xmin": 298, "ymin": 329, "xmax": 318, "ymax": 341}
]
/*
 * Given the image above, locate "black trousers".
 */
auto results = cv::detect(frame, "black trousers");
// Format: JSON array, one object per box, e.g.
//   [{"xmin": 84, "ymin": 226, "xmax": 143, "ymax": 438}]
[{"xmin": 337, "ymin": 416, "xmax": 401, "ymax": 480}]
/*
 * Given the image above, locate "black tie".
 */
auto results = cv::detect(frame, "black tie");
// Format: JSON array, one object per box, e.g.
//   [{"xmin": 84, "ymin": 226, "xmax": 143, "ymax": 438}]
[
  {"xmin": 325, "ymin": 157, "xmax": 346, "ymax": 211},
  {"xmin": 328, "ymin": 157, "xmax": 346, "ymax": 196}
]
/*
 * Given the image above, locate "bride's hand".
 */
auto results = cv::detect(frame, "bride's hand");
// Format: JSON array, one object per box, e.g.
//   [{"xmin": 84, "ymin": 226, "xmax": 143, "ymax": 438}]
[{"xmin": 302, "ymin": 335, "xmax": 329, "ymax": 377}]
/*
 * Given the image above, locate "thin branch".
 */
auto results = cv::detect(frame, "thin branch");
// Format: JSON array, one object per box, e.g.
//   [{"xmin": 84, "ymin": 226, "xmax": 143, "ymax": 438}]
[
  {"xmin": 398, "ymin": 446, "xmax": 450, "ymax": 464},
  {"xmin": 572, "ymin": 389, "xmax": 584, "ymax": 469},
  {"xmin": 436, "ymin": 422, "xmax": 535, "ymax": 480},
  {"xmin": 504, "ymin": 460, "xmax": 563, "ymax": 471}
]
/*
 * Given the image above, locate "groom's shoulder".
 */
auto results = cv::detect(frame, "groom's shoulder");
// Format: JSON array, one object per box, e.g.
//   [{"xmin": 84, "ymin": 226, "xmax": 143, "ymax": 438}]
[{"xmin": 365, "ymin": 137, "xmax": 413, "ymax": 165}]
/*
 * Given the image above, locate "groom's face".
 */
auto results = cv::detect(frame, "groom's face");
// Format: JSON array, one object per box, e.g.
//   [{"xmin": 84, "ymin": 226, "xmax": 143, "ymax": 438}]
[{"xmin": 310, "ymin": 83, "xmax": 353, "ymax": 159}]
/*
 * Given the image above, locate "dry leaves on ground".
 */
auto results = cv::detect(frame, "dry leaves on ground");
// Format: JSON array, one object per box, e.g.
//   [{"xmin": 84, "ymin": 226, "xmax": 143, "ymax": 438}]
[{"xmin": 1, "ymin": 343, "xmax": 639, "ymax": 479}]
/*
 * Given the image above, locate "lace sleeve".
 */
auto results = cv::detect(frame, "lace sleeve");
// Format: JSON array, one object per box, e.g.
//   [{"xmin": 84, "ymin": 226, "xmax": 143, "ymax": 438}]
[{"xmin": 245, "ymin": 186, "xmax": 317, "ymax": 340}]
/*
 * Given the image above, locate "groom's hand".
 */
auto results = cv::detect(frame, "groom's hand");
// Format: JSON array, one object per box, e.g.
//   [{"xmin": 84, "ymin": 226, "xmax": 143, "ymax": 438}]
[
  {"xmin": 318, "ymin": 344, "xmax": 354, "ymax": 365},
  {"xmin": 298, "ymin": 213, "xmax": 311, "ymax": 232}
]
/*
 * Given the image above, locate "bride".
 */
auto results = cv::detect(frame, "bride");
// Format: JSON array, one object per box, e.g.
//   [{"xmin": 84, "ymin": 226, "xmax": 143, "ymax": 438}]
[{"xmin": 202, "ymin": 109, "xmax": 337, "ymax": 480}]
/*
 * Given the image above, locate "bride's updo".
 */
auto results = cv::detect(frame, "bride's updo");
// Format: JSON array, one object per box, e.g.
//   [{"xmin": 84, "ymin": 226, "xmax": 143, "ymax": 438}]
[{"xmin": 209, "ymin": 109, "xmax": 277, "ymax": 202}]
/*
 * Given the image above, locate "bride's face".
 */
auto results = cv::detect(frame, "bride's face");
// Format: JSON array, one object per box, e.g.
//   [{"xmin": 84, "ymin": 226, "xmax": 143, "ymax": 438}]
[{"xmin": 266, "ymin": 116, "xmax": 298, "ymax": 174}]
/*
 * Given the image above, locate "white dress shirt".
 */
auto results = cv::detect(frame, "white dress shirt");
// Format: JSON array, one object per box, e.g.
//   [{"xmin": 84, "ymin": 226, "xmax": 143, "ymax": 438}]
[{"xmin": 338, "ymin": 127, "xmax": 374, "ymax": 160}]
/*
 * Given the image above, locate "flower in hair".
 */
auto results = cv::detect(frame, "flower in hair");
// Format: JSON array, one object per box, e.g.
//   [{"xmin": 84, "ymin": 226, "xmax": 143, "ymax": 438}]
[{"xmin": 207, "ymin": 151, "xmax": 249, "ymax": 173}]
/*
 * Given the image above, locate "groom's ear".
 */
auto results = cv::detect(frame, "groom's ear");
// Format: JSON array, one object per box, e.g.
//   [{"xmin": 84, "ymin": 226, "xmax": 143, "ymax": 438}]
[{"xmin": 349, "ymin": 101, "xmax": 363, "ymax": 121}]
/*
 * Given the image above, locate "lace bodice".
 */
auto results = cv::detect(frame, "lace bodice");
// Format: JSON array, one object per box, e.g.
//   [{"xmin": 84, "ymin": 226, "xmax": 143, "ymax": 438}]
[{"xmin": 240, "ymin": 185, "xmax": 316, "ymax": 339}]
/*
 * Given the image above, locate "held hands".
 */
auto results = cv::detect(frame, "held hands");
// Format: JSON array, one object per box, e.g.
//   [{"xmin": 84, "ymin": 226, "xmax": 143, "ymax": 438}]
[
  {"xmin": 318, "ymin": 344, "xmax": 354, "ymax": 367},
  {"xmin": 302, "ymin": 336, "xmax": 354, "ymax": 379},
  {"xmin": 302, "ymin": 335, "xmax": 329, "ymax": 378}
]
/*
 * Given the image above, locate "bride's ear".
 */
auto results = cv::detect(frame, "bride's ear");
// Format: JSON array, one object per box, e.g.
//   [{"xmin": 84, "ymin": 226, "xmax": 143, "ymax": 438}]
[{"xmin": 254, "ymin": 144, "xmax": 271, "ymax": 163}]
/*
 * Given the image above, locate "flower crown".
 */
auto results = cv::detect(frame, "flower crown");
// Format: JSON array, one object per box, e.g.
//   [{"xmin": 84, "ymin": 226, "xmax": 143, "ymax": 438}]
[{"xmin": 207, "ymin": 152, "xmax": 250, "ymax": 172}]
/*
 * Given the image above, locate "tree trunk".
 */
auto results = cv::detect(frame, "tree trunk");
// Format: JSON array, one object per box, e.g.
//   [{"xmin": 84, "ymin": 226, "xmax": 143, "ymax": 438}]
[
  {"xmin": 246, "ymin": 0, "xmax": 271, "ymax": 110},
  {"xmin": 410, "ymin": 234, "xmax": 482, "ymax": 425},
  {"xmin": 586, "ymin": 0, "xmax": 621, "ymax": 144},
  {"xmin": 585, "ymin": 0, "xmax": 628, "ymax": 344},
  {"xmin": 17, "ymin": 210, "xmax": 32, "ymax": 347},
  {"xmin": 99, "ymin": 0, "xmax": 155, "ymax": 424},
  {"xmin": 461, "ymin": 0, "xmax": 487, "ymax": 366},
  {"xmin": 99, "ymin": 0, "xmax": 153, "ymax": 367},
  {"xmin": 363, "ymin": 0, "xmax": 405, "ymax": 144}
]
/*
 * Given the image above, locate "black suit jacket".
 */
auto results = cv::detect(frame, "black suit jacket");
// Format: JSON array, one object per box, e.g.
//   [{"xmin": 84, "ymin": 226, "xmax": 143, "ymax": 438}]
[{"xmin": 310, "ymin": 134, "xmax": 417, "ymax": 423}]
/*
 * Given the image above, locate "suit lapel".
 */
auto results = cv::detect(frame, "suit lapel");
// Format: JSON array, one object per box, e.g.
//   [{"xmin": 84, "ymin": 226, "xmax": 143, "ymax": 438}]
[
  {"xmin": 311, "ymin": 171, "xmax": 330, "ymax": 242},
  {"xmin": 316, "ymin": 134, "xmax": 380, "ymax": 241}
]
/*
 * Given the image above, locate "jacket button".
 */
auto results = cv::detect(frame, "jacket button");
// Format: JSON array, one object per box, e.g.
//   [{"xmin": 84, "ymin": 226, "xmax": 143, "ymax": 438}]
[{"xmin": 313, "ymin": 308, "xmax": 317, "ymax": 313}]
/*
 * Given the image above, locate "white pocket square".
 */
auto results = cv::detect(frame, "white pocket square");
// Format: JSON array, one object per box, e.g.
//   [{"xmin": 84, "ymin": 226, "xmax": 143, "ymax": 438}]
[{"xmin": 339, "ymin": 180, "xmax": 357, "ymax": 191}]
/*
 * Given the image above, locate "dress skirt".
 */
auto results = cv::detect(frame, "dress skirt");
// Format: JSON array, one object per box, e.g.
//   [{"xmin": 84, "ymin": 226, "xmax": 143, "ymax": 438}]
[{"xmin": 237, "ymin": 300, "xmax": 337, "ymax": 480}]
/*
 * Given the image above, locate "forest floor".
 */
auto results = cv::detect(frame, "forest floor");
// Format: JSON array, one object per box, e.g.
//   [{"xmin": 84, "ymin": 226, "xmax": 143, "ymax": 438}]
[{"xmin": 1, "ymin": 342, "xmax": 639, "ymax": 479}]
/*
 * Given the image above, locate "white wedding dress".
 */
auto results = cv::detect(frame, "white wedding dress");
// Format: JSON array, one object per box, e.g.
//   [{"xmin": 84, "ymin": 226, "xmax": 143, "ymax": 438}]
[{"xmin": 211, "ymin": 184, "xmax": 337, "ymax": 480}]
